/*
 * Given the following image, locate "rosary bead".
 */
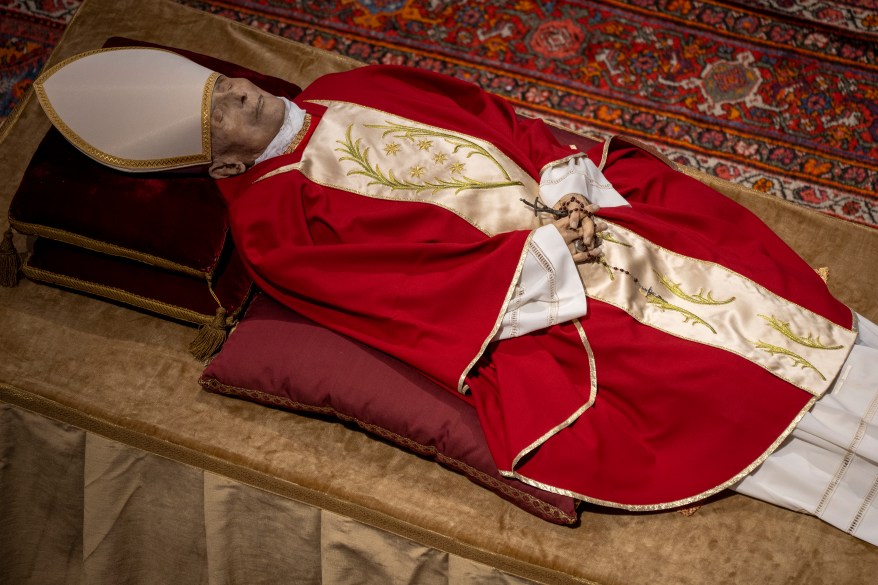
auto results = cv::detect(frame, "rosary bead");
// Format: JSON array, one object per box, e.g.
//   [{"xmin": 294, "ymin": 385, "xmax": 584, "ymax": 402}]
[{"xmin": 603, "ymin": 261, "xmax": 664, "ymax": 302}]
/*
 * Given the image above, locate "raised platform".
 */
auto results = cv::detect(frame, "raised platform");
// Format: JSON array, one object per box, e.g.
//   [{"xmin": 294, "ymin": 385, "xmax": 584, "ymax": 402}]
[{"xmin": 1, "ymin": 0, "xmax": 876, "ymax": 583}]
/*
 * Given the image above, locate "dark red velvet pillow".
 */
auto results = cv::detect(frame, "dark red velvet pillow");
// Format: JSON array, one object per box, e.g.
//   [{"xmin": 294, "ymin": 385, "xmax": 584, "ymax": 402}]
[
  {"xmin": 10, "ymin": 38, "xmax": 302, "ymax": 326},
  {"xmin": 24, "ymin": 237, "xmax": 252, "ymax": 322},
  {"xmin": 11, "ymin": 127, "xmax": 231, "ymax": 277},
  {"xmin": 200, "ymin": 293, "xmax": 579, "ymax": 525},
  {"xmin": 11, "ymin": 37, "xmax": 302, "ymax": 277}
]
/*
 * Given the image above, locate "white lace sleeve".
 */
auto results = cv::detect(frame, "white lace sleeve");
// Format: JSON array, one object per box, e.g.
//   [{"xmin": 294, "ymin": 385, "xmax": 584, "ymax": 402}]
[{"xmin": 495, "ymin": 225, "xmax": 587, "ymax": 340}]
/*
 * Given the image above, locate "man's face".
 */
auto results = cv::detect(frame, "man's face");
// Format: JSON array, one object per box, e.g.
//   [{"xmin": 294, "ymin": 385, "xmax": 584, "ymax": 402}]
[{"xmin": 210, "ymin": 76, "xmax": 285, "ymax": 166}]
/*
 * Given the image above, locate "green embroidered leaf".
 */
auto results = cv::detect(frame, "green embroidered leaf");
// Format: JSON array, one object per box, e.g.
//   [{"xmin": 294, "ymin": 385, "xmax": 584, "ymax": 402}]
[
  {"xmin": 656, "ymin": 272, "xmax": 735, "ymax": 305},
  {"xmin": 596, "ymin": 230, "xmax": 632, "ymax": 248},
  {"xmin": 753, "ymin": 340, "xmax": 826, "ymax": 380},
  {"xmin": 644, "ymin": 289, "xmax": 717, "ymax": 334},
  {"xmin": 335, "ymin": 124, "xmax": 522, "ymax": 195},
  {"xmin": 758, "ymin": 314, "xmax": 843, "ymax": 350}
]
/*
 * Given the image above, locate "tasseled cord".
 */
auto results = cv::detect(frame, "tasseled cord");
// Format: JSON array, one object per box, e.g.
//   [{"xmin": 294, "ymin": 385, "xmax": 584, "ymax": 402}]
[
  {"xmin": 1, "ymin": 228, "xmax": 21, "ymax": 287},
  {"xmin": 189, "ymin": 307, "xmax": 228, "ymax": 361}
]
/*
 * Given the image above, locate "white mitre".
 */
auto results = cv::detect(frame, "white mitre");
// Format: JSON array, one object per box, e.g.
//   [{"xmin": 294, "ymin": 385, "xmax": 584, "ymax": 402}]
[{"xmin": 34, "ymin": 47, "xmax": 219, "ymax": 172}]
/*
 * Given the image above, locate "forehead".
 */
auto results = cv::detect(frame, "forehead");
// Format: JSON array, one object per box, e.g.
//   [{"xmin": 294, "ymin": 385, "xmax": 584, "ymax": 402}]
[
  {"xmin": 211, "ymin": 76, "xmax": 260, "ymax": 107},
  {"xmin": 212, "ymin": 75, "xmax": 236, "ymax": 100},
  {"xmin": 214, "ymin": 76, "xmax": 261, "ymax": 91}
]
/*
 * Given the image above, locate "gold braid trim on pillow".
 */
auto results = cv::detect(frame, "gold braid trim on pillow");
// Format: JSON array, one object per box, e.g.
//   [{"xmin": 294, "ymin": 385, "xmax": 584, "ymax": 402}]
[
  {"xmin": 22, "ymin": 265, "xmax": 223, "ymax": 325},
  {"xmin": 10, "ymin": 219, "xmax": 210, "ymax": 278}
]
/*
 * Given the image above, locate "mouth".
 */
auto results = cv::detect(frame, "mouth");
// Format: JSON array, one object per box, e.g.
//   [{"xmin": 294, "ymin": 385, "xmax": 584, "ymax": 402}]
[{"xmin": 255, "ymin": 94, "xmax": 263, "ymax": 120}]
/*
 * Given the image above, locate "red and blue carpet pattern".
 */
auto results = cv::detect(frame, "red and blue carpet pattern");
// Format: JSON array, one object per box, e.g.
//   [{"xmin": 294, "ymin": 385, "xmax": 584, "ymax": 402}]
[
  {"xmin": 0, "ymin": 0, "xmax": 79, "ymax": 122},
  {"xmin": 2, "ymin": 0, "xmax": 877, "ymax": 226}
]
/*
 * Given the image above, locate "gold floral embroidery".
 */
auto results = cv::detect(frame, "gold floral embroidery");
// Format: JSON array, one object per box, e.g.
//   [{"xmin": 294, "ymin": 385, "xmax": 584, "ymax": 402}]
[
  {"xmin": 597, "ymin": 230, "xmax": 632, "ymax": 248},
  {"xmin": 450, "ymin": 161, "xmax": 465, "ymax": 174},
  {"xmin": 644, "ymin": 289, "xmax": 717, "ymax": 334},
  {"xmin": 383, "ymin": 142, "xmax": 400, "ymax": 156},
  {"xmin": 595, "ymin": 231, "xmax": 632, "ymax": 279},
  {"xmin": 656, "ymin": 272, "xmax": 736, "ymax": 305},
  {"xmin": 335, "ymin": 124, "xmax": 523, "ymax": 195},
  {"xmin": 595, "ymin": 251, "xmax": 718, "ymax": 333},
  {"xmin": 758, "ymin": 314, "xmax": 844, "ymax": 350},
  {"xmin": 366, "ymin": 121, "xmax": 516, "ymax": 181},
  {"xmin": 579, "ymin": 220, "xmax": 854, "ymax": 397},
  {"xmin": 752, "ymin": 340, "xmax": 826, "ymax": 380},
  {"xmin": 597, "ymin": 257, "xmax": 616, "ymax": 280}
]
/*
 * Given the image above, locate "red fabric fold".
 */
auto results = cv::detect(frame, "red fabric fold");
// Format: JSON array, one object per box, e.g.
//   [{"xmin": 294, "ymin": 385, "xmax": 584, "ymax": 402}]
[
  {"xmin": 223, "ymin": 166, "xmax": 530, "ymax": 392},
  {"xmin": 220, "ymin": 65, "xmax": 853, "ymax": 508}
]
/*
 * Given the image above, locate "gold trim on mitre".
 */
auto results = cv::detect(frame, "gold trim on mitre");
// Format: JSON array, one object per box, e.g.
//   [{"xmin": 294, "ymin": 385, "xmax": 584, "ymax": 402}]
[{"xmin": 34, "ymin": 47, "xmax": 220, "ymax": 172}]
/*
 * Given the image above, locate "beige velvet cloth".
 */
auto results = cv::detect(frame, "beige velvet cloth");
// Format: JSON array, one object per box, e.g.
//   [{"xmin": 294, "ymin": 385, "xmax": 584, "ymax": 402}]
[{"xmin": 2, "ymin": 0, "xmax": 878, "ymax": 584}]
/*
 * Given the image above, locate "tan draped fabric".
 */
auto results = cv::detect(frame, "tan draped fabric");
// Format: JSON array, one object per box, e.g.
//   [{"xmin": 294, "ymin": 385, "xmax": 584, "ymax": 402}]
[{"xmin": 0, "ymin": 404, "xmax": 536, "ymax": 585}]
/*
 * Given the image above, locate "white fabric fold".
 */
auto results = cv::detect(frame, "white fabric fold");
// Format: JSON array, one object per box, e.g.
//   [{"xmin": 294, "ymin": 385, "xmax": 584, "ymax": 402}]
[
  {"xmin": 496, "ymin": 154, "xmax": 625, "ymax": 341},
  {"xmin": 733, "ymin": 313, "xmax": 878, "ymax": 546},
  {"xmin": 539, "ymin": 155, "xmax": 629, "ymax": 208},
  {"xmin": 495, "ymin": 225, "xmax": 587, "ymax": 340}
]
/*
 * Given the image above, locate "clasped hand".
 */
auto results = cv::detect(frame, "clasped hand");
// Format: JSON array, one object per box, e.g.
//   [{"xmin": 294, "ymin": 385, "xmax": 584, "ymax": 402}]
[{"xmin": 552, "ymin": 194, "xmax": 605, "ymax": 263}]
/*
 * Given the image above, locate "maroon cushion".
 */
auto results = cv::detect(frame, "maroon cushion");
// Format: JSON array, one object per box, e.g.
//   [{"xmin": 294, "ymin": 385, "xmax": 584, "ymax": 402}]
[
  {"xmin": 200, "ymin": 293, "xmax": 578, "ymax": 525},
  {"xmin": 25, "ymin": 237, "xmax": 252, "ymax": 322},
  {"xmin": 9, "ymin": 39, "xmax": 300, "ymax": 325},
  {"xmin": 9, "ymin": 37, "xmax": 302, "ymax": 276},
  {"xmin": 10, "ymin": 128, "xmax": 231, "ymax": 275}
]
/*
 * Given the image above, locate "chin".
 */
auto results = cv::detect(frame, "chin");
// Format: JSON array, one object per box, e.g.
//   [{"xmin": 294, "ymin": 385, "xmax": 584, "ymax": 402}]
[{"xmin": 265, "ymin": 97, "xmax": 286, "ymax": 129}]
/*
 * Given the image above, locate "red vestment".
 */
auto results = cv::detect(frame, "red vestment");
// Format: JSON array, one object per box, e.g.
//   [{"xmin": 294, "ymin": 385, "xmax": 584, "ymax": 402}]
[{"xmin": 218, "ymin": 65, "xmax": 854, "ymax": 509}]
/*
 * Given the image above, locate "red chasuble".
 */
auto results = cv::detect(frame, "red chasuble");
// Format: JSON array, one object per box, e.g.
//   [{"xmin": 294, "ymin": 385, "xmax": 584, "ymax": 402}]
[{"xmin": 217, "ymin": 65, "xmax": 855, "ymax": 510}]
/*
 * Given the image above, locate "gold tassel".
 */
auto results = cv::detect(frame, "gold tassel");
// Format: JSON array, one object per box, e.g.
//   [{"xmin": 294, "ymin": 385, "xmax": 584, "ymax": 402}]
[
  {"xmin": 0, "ymin": 229, "xmax": 21, "ymax": 287},
  {"xmin": 678, "ymin": 505, "xmax": 701, "ymax": 517},
  {"xmin": 189, "ymin": 307, "xmax": 228, "ymax": 361}
]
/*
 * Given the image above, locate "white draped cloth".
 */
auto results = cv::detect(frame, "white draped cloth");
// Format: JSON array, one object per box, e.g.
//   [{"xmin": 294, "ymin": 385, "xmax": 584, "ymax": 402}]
[
  {"xmin": 496, "ymin": 156, "xmax": 626, "ymax": 340},
  {"xmin": 734, "ymin": 316, "xmax": 878, "ymax": 545}
]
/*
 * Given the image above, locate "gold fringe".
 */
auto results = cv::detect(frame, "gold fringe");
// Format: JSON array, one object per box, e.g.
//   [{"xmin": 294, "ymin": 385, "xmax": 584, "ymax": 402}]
[
  {"xmin": 188, "ymin": 307, "xmax": 228, "ymax": 361},
  {"xmin": 0, "ymin": 229, "xmax": 21, "ymax": 287}
]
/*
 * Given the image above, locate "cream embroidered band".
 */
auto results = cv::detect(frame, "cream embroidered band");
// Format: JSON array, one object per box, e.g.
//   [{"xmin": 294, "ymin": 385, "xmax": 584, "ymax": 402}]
[
  {"xmin": 580, "ymin": 222, "xmax": 856, "ymax": 397},
  {"xmin": 264, "ymin": 100, "xmax": 855, "ymax": 397},
  {"xmin": 301, "ymin": 100, "xmax": 543, "ymax": 236}
]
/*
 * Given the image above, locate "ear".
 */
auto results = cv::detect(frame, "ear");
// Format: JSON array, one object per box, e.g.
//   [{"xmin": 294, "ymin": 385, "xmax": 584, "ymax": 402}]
[{"xmin": 208, "ymin": 158, "xmax": 247, "ymax": 179}]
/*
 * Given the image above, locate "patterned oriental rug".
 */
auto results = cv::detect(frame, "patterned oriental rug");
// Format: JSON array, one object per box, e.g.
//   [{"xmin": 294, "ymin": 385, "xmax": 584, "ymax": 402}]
[{"xmin": 2, "ymin": 0, "xmax": 877, "ymax": 227}]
